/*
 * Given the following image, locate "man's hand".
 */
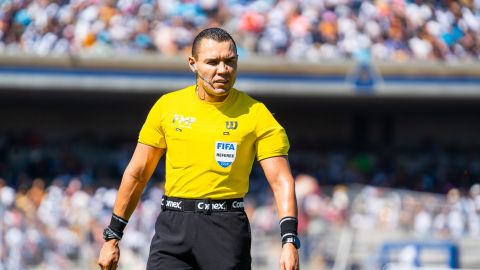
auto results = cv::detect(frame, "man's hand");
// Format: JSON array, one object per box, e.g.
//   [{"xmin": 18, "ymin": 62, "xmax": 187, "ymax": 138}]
[
  {"xmin": 280, "ymin": 243, "xmax": 299, "ymax": 270},
  {"xmin": 98, "ymin": 239, "xmax": 120, "ymax": 270}
]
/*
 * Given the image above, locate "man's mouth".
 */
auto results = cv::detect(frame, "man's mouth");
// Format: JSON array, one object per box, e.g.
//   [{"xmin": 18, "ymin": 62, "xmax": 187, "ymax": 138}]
[{"xmin": 214, "ymin": 80, "xmax": 229, "ymax": 84}]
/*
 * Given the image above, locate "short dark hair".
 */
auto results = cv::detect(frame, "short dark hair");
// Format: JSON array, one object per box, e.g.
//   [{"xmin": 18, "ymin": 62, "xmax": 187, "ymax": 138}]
[{"xmin": 191, "ymin": 28, "xmax": 237, "ymax": 59}]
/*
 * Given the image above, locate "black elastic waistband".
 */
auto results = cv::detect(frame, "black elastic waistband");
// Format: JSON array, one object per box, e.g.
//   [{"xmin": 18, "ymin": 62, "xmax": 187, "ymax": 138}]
[{"xmin": 161, "ymin": 195, "xmax": 244, "ymax": 213}]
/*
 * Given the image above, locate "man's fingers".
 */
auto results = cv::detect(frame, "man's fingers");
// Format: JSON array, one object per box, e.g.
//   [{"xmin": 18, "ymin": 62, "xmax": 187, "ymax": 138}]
[
  {"xmin": 98, "ymin": 258, "xmax": 116, "ymax": 270},
  {"xmin": 280, "ymin": 256, "xmax": 299, "ymax": 270},
  {"xmin": 98, "ymin": 261, "xmax": 110, "ymax": 270}
]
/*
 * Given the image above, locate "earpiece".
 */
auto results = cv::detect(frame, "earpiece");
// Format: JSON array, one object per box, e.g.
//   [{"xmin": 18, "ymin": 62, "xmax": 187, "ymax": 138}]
[{"xmin": 191, "ymin": 63, "xmax": 215, "ymax": 92}]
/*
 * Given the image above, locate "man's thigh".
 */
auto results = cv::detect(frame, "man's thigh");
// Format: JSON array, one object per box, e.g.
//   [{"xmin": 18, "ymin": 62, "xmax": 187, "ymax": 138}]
[
  {"xmin": 192, "ymin": 211, "xmax": 252, "ymax": 270},
  {"xmin": 146, "ymin": 211, "xmax": 196, "ymax": 270}
]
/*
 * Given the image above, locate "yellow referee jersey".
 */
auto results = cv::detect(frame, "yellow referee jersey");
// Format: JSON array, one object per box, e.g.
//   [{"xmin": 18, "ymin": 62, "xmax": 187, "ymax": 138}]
[{"xmin": 138, "ymin": 85, "xmax": 289, "ymax": 199}]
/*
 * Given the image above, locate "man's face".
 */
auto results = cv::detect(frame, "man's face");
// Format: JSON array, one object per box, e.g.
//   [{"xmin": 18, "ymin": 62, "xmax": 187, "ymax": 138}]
[{"xmin": 190, "ymin": 39, "xmax": 238, "ymax": 97}]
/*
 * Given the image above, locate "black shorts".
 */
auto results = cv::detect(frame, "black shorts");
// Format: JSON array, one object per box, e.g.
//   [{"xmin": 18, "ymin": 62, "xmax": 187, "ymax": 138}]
[{"xmin": 146, "ymin": 210, "xmax": 252, "ymax": 270}]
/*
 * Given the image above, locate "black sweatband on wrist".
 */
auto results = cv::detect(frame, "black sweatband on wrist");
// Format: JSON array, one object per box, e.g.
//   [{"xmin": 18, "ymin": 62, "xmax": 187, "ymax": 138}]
[
  {"xmin": 280, "ymin": 216, "xmax": 298, "ymax": 239},
  {"xmin": 109, "ymin": 213, "xmax": 128, "ymax": 234}
]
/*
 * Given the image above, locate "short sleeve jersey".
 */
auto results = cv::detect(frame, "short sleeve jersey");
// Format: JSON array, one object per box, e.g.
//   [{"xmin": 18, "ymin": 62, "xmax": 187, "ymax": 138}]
[{"xmin": 138, "ymin": 85, "xmax": 289, "ymax": 199}]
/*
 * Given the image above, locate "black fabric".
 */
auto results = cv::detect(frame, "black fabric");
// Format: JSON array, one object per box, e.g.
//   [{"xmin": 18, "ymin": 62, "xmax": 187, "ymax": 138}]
[
  {"xmin": 279, "ymin": 216, "xmax": 298, "ymax": 238},
  {"xmin": 146, "ymin": 210, "xmax": 252, "ymax": 270},
  {"xmin": 161, "ymin": 195, "xmax": 245, "ymax": 213},
  {"xmin": 109, "ymin": 214, "xmax": 128, "ymax": 234}
]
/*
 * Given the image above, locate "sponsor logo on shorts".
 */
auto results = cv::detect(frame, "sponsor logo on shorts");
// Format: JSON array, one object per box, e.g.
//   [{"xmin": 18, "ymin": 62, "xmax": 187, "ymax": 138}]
[
  {"xmin": 197, "ymin": 201, "xmax": 227, "ymax": 211},
  {"xmin": 232, "ymin": 201, "xmax": 244, "ymax": 209},
  {"xmin": 165, "ymin": 200, "xmax": 182, "ymax": 210}
]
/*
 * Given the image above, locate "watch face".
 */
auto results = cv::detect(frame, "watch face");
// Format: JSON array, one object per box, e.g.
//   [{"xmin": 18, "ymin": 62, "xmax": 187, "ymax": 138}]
[
  {"xmin": 293, "ymin": 236, "xmax": 301, "ymax": 249},
  {"xmin": 103, "ymin": 228, "xmax": 120, "ymax": 241},
  {"xmin": 283, "ymin": 236, "xmax": 301, "ymax": 249},
  {"xmin": 103, "ymin": 229, "xmax": 110, "ymax": 240}
]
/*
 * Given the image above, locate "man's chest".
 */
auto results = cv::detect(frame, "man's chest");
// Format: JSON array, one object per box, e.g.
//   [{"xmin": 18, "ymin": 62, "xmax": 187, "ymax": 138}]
[{"xmin": 163, "ymin": 110, "xmax": 255, "ymax": 144}]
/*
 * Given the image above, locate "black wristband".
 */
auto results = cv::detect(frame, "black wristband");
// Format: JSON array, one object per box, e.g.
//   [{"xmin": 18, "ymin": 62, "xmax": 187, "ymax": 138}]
[
  {"xmin": 280, "ymin": 216, "xmax": 298, "ymax": 239},
  {"xmin": 109, "ymin": 213, "xmax": 128, "ymax": 235}
]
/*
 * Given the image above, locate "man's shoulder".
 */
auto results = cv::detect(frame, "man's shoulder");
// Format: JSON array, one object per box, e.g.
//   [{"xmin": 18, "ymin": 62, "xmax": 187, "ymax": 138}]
[
  {"xmin": 160, "ymin": 86, "xmax": 194, "ymax": 101},
  {"xmin": 234, "ymin": 88, "xmax": 262, "ymax": 107},
  {"xmin": 149, "ymin": 86, "xmax": 194, "ymax": 111}
]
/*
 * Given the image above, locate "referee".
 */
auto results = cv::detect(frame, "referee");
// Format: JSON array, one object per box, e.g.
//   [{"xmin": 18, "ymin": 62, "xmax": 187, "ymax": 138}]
[{"xmin": 98, "ymin": 28, "xmax": 300, "ymax": 270}]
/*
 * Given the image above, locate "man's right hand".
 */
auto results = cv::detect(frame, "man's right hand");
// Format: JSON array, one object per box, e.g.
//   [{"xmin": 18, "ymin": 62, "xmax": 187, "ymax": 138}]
[{"xmin": 98, "ymin": 239, "xmax": 120, "ymax": 270}]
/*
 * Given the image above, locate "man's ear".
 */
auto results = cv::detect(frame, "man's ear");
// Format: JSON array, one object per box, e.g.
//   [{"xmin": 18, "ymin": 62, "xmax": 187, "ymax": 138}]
[{"xmin": 188, "ymin": 57, "xmax": 197, "ymax": 74}]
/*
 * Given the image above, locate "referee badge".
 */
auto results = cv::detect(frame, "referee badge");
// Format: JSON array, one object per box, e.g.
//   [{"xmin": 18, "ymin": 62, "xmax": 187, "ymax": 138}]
[{"xmin": 215, "ymin": 141, "xmax": 237, "ymax": 168}]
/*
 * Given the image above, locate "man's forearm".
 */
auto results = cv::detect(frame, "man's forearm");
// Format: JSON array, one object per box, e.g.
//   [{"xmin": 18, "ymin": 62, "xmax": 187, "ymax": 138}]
[
  {"xmin": 260, "ymin": 156, "xmax": 298, "ymax": 219},
  {"xmin": 261, "ymin": 156, "xmax": 301, "ymax": 255},
  {"xmin": 112, "ymin": 171, "xmax": 149, "ymax": 220},
  {"xmin": 270, "ymin": 175, "xmax": 297, "ymax": 219},
  {"xmin": 110, "ymin": 143, "xmax": 164, "ymax": 220}
]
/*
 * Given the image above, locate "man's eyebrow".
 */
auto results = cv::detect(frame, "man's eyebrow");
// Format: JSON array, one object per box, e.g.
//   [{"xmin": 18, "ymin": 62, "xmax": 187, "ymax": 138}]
[{"xmin": 204, "ymin": 55, "xmax": 238, "ymax": 62}]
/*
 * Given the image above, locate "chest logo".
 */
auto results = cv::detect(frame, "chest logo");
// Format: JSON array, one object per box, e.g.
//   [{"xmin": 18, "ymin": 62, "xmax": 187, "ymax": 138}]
[
  {"xmin": 173, "ymin": 114, "xmax": 196, "ymax": 128},
  {"xmin": 215, "ymin": 141, "xmax": 237, "ymax": 168},
  {"xmin": 225, "ymin": 121, "xmax": 238, "ymax": 130}
]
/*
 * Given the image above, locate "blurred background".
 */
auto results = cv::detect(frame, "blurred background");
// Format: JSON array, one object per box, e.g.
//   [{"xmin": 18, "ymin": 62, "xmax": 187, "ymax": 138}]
[{"xmin": 1, "ymin": 0, "xmax": 480, "ymax": 269}]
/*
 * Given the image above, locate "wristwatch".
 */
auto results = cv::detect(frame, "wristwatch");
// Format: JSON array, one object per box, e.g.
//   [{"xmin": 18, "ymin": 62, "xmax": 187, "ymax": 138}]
[
  {"xmin": 103, "ymin": 227, "xmax": 122, "ymax": 241},
  {"xmin": 282, "ymin": 235, "xmax": 301, "ymax": 249}
]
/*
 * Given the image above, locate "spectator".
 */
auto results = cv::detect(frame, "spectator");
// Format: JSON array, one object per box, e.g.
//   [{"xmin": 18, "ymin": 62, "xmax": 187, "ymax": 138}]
[{"xmin": 0, "ymin": 0, "xmax": 478, "ymax": 60}]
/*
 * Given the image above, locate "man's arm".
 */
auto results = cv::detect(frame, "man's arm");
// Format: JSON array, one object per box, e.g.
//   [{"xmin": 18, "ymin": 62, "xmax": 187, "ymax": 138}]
[
  {"xmin": 98, "ymin": 143, "xmax": 165, "ymax": 270},
  {"xmin": 260, "ymin": 156, "xmax": 299, "ymax": 270},
  {"xmin": 112, "ymin": 143, "xmax": 165, "ymax": 219}
]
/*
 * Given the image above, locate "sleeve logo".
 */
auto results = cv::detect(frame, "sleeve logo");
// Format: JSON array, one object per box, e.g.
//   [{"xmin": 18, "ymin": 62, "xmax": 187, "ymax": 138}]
[{"xmin": 215, "ymin": 141, "xmax": 237, "ymax": 168}]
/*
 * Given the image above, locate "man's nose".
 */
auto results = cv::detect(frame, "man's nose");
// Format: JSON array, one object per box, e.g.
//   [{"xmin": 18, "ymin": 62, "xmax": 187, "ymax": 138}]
[{"xmin": 217, "ymin": 62, "xmax": 228, "ymax": 74}]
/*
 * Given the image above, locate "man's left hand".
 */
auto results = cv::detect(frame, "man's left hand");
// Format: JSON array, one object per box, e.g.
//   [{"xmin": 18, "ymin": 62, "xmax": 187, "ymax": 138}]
[{"xmin": 280, "ymin": 243, "xmax": 299, "ymax": 270}]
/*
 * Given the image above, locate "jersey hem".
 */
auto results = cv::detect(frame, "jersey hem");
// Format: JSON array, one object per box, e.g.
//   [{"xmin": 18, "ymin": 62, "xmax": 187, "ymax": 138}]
[{"xmin": 257, "ymin": 153, "xmax": 288, "ymax": 162}]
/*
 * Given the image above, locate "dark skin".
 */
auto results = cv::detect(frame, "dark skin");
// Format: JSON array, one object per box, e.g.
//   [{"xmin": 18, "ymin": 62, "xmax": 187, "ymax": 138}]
[{"xmin": 98, "ymin": 38, "xmax": 299, "ymax": 270}]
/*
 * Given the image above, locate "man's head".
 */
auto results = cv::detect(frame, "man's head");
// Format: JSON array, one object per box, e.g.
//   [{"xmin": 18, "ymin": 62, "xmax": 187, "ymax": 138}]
[
  {"xmin": 191, "ymin": 28, "xmax": 237, "ymax": 59},
  {"xmin": 188, "ymin": 28, "xmax": 238, "ymax": 102}
]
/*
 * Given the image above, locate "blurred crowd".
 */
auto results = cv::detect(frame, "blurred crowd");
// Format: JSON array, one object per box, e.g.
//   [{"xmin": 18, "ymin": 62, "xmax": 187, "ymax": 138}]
[
  {"xmin": 292, "ymin": 176, "xmax": 480, "ymax": 268},
  {"xmin": 2, "ymin": 175, "xmax": 480, "ymax": 269},
  {"xmin": 0, "ymin": 0, "xmax": 479, "ymax": 61},
  {"xmin": 2, "ymin": 131, "xmax": 480, "ymax": 193},
  {"xmin": 0, "ymin": 177, "xmax": 161, "ymax": 269},
  {"xmin": 2, "ymin": 133, "xmax": 480, "ymax": 194},
  {"xmin": 281, "ymin": 142, "xmax": 480, "ymax": 195},
  {"xmin": 2, "ymin": 133, "xmax": 480, "ymax": 268}
]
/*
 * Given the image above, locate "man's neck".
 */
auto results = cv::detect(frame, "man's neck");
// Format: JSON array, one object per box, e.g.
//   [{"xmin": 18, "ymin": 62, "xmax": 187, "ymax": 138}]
[{"xmin": 196, "ymin": 86, "xmax": 229, "ymax": 103}]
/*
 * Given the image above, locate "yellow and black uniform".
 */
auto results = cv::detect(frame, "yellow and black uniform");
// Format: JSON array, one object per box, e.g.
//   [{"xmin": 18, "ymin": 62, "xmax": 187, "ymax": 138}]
[
  {"xmin": 143, "ymin": 85, "xmax": 289, "ymax": 270},
  {"xmin": 139, "ymin": 85, "xmax": 289, "ymax": 199}
]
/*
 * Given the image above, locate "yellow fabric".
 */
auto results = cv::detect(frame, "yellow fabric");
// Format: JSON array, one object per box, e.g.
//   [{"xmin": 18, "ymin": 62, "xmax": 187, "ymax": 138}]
[{"xmin": 138, "ymin": 85, "xmax": 289, "ymax": 199}]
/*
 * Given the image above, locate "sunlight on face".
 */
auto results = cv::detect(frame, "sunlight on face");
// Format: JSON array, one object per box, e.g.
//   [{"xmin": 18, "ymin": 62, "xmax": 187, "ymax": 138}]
[{"xmin": 194, "ymin": 39, "xmax": 238, "ymax": 100}]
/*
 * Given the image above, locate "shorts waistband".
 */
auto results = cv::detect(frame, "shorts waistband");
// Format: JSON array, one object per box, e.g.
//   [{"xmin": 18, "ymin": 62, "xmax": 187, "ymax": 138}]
[{"xmin": 161, "ymin": 195, "xmax": 245, "ymax": 214}]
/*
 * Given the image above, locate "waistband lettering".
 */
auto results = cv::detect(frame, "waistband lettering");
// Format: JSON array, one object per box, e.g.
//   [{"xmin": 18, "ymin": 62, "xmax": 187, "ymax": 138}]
[
  {"xmin": 197, "ymin": 201, "xmax": 227, "ymax": 210},
  {"xmin": 166, "ymin": 200, "xmax": 182, "ymax": 210},
  {"xmin": 232, "ymin": 201, "xmax": 244, "ymax": 209}
]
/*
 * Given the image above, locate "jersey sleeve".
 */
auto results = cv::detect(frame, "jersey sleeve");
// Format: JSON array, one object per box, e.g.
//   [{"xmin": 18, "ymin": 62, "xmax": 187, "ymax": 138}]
[
  {"xmin": 254, "ymin": 103, "xmax": 290, "ymax": 161},
  {"xmin": 138, "ymin": 96, "xmax": 167, "ymax": 148}
]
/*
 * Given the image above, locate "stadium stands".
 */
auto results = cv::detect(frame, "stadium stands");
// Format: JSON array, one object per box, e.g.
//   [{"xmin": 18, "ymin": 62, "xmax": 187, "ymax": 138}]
[
  {"xmin": 2, "ymin": 0, "xmax": 480, "ymax": 269},
  {"xmin": 2, "ymin": 174, "xmax": 480, "ymax": 269},
  {"xmin": 2, "ymin": 133, "xmax": 480, "ymax": 194},
  {"xmin": 0, "ymin": 0, "xmax": 478, "ymax": 61}
]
